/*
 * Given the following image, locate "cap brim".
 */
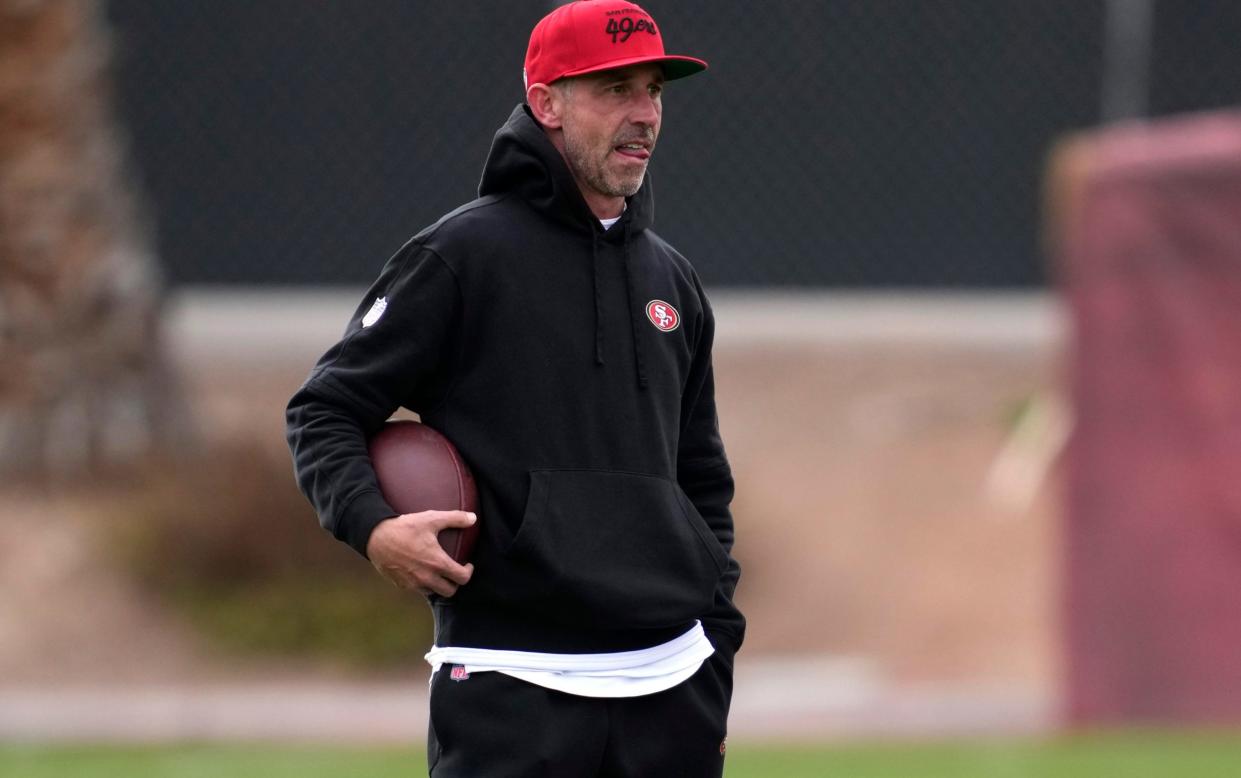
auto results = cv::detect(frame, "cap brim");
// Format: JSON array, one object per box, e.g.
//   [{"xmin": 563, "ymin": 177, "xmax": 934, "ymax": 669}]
[{"xmin": 559, "ymin": 54, "xmax": 708, "ymax": 82}]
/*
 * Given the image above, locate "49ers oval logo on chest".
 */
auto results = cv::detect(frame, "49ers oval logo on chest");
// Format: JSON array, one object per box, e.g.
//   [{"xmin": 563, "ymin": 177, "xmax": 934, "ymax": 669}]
[{"xmin": 645, "ymin": 300, "xmax": 680, "ymax": 332}]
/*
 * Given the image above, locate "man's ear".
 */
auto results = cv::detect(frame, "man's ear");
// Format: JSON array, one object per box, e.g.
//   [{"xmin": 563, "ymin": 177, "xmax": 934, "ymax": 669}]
[{"xmin": 526, "ymin": 83, "xmax": 564, "ymax": 130}]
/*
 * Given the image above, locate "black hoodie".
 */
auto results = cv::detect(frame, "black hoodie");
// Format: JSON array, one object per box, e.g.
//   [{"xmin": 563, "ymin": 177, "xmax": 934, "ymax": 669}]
[{"xmin": 286, "ymin": 104, "xmax": 744, "ymax": 658}]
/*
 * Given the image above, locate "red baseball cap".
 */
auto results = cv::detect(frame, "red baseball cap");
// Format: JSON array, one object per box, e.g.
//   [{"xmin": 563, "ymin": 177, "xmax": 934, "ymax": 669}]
[{"xmin": 524, "ymin": 0, "xmax": 708, "ymax": 90}]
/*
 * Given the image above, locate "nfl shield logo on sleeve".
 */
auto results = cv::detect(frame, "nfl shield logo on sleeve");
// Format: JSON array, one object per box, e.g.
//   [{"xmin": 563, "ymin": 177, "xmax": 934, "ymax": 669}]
[{"xmin": 362, "ymin": 296, "xmax": 388, "ymax": 328}]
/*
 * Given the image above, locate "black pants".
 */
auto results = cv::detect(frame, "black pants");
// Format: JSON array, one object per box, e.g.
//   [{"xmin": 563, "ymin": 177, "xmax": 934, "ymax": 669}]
[{"xmin": 427, "ymin": 652, "xmax": 734, "ymax": 777}]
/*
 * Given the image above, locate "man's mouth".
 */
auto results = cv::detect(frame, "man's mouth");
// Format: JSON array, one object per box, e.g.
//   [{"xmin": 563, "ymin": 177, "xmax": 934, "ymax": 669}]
[{"xmin": 613, "ymin": 141, "xmax": 651, "ymax": 161}]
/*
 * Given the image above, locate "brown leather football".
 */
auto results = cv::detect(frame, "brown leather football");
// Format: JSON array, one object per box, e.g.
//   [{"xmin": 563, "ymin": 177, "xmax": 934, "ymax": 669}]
[{"xmin": 367, "ymin": 420, "xmax": 480, "ymax": 563}]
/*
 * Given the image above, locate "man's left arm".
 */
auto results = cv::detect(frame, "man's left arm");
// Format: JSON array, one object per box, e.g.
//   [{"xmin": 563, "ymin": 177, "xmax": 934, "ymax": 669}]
[{"xmin": 677, "ymin": 290, "xmax": 746, "ymax": 660}]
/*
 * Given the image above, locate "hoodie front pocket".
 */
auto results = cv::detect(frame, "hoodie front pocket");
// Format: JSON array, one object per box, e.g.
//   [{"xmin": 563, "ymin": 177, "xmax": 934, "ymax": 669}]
[{"xmin": 504, "ymin": 469, "xmax": 727, "ymax": 629}]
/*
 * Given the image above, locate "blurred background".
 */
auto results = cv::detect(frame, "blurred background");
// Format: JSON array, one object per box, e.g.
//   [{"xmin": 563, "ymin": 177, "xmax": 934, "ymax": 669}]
[{"xmin": 3, "ymin": 0, "xmax": 1241, "ymax": 774}]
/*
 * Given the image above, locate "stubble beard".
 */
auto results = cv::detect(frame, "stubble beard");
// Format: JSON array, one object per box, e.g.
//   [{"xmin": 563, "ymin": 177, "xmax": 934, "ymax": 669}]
[{"xmin": 563, "ymin": 129, "xmax": 647, "ymax": 199}]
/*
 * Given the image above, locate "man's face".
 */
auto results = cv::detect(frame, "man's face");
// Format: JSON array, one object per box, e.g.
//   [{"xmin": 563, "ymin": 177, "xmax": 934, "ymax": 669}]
[{"xmin": 557, "ymin": 64, "xmax": 664, "ymax": 202}]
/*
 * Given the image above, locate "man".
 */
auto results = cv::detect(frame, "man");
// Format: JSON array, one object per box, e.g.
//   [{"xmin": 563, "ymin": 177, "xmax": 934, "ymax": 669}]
[{"xmin": 286, "ymin": 1, "xmax": 743, "ymax": 774}]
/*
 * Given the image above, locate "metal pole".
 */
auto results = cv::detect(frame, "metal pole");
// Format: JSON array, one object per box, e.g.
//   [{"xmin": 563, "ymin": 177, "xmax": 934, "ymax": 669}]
[{"xmin": 1101, "ymin": 0, "xmax": 1155, "ymax": 122}]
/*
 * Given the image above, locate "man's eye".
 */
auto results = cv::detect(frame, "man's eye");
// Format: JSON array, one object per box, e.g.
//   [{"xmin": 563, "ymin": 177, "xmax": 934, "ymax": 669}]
[{"xmin": 649, "ymin": 85, "xmax": 663, "ymax": 97}]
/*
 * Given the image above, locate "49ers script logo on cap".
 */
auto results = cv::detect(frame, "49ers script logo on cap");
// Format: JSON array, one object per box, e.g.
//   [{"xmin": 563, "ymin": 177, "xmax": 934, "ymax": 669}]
[
  {"xmin": 646, "ymin": 300, "xmax": 680, "ymax": 332},
  {"xmin": 605, "ymin": 10, "xmax": 658, "ymax": 44}
]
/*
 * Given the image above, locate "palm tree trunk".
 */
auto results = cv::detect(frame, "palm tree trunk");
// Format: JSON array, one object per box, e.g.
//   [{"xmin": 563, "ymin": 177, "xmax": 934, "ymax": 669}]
[{"xmin": 0, "ymin": 0, "xmax": 191, "ymax": 479}]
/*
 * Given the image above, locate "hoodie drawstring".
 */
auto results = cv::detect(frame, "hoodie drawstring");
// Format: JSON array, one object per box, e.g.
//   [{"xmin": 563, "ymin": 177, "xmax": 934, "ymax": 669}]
[
  {"xmin": 621, "ymin": 222, "xmax": 649, "ymax": 390},
  {"xmin": 592, "ymin": 221, "xmax": 648, "ymax": 389},
  {"xmin": 591, "ymin": 229, "xmax": 605, "ymax": 366}
]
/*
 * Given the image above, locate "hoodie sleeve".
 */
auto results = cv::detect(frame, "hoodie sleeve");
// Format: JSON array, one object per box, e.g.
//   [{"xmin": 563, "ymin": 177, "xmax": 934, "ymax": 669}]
[
  {"xmin": 677, "ymin": 288, "xmax": 746, "ymax": 658},
  {"xmin": 285, "ymin": 243, "xmax": 461, "ymax": 557}
]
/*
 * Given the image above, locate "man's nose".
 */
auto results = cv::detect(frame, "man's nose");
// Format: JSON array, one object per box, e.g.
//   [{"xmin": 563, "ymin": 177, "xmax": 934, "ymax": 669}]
[{"xmin": 629, "ymin": 93, "xmax": 660, "ymax": 127}]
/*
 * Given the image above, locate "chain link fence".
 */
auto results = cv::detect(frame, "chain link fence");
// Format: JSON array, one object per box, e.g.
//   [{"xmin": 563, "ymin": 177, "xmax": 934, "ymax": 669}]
[{"xmin": 104, "ymin": 0, "xmax": 1241, "ymax": 288}]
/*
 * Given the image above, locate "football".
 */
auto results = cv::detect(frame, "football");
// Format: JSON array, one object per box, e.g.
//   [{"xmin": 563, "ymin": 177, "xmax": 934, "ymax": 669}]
[{"xmin": 367, "ymin": 420, "xmax": 480, "ymax": 563}]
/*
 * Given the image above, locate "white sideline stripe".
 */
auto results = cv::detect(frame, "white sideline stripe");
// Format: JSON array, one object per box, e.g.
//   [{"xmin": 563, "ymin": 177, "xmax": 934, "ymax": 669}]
[
  {"xmin": 0, "ymin": 656, "xmax": 1054, "ymax": 743},
  {"xmin": 165, "ymin": 288, "xmax": 1064, "ymax": 363},
  {"xmin": 710, "ymin": 291, "xmax": 1063, "ymax": 349}
]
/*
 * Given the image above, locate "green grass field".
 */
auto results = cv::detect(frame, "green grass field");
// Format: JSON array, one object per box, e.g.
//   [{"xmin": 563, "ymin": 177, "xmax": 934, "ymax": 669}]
[{"xmin": 4, "ymin": 733, "xmax": 1241, "ymax": 777}]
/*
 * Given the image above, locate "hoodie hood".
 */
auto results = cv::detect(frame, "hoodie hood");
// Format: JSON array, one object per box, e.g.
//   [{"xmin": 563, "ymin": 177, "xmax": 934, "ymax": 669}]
[
  {"xmin": 478, "ymin": 103, "xmax": 655, "ymax": 237},
  {"xmin": 477, "ymin": 103, "xmax": 658, "ymax": 387}
]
